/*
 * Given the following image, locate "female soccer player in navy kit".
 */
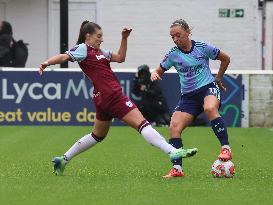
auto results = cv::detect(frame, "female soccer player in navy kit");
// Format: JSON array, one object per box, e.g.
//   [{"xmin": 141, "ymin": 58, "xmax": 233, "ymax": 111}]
[
  {"xmin": 38, "ymin": 21, "xmax": 197, "ymax": 176},
  {"xmin": 151, "ymin": 19, "xmax": 232, "ymax": 178}
]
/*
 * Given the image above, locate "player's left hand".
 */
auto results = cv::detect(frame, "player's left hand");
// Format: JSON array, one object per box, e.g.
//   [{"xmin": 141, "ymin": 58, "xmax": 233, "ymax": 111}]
[
  {"xmin": 215, "ymin": 77, "xmax": 226, "ymax": 91},
  {"xmin": 122, "ymin": 28, "xmax": 132, "ymax": 39},
  {"xmin": 38, "ymin": 61, "xmax": 49, "ymax": 76}
]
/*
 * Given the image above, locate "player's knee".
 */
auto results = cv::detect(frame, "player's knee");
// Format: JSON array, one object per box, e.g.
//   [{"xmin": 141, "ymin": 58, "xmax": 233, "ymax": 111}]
[
  {"xmin": 204, "ymin": 105, "xmax": 218, "ymax": 116},
  {"xmin": 169, "ymin": 121, "xmax": 182, "ymax": 136}
]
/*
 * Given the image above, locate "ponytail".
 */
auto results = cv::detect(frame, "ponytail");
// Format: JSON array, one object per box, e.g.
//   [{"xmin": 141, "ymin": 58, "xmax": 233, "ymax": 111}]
[
  {"xmin": 77, "ymin": 20, "xmax": 89, "ymax": 44},
  {"xmin": 76, "ymin": 20, "xmax": 101, "ymax": 45}
]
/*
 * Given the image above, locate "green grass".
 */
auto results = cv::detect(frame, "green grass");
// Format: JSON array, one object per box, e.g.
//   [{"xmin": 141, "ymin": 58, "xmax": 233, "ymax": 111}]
[{"xmin": 0, "ymin": 126, "xmax": 273, "ymax": 205}]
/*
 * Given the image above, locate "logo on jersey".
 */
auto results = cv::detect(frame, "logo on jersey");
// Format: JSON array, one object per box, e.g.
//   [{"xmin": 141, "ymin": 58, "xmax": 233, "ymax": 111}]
[
  {"xmin": 96, "ymin": 54, "xmax": 106, "ymax": 60},
  {"xmin": 125, "ymin": 100, "xmax": 133, "ymax": 108},
  {"xmin": 196, "ymin": 56, "xmax": 204, "ymax": 61}
]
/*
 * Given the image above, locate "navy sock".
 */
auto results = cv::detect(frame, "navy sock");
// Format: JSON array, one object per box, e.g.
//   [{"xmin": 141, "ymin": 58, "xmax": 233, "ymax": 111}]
[
  {"xmin": 169, "ymin": 138, "xmax": 183, "ymax": 167},
  {"xmin": 211, "ymin": 117, "xmax": 229, "ymax": 146}
]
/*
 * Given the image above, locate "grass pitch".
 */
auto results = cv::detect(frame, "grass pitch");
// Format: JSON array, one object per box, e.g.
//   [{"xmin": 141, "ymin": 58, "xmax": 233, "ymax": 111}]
[{"xmin": 0, "ymin": 126, "xmax": 272, "ymax": 205}]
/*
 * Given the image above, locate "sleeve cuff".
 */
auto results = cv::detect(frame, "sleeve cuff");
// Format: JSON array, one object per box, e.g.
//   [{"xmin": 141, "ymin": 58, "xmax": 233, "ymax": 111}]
[
  {"xmin": 65, "ymin": 51, "xmax": 75, "ymax": 62},
  {"xmin": 160, "ymin": 63, "xmax": 168, "ymax": 71},
  {"xmin": 214, "ymin": 49, "xmax": 220, "ymax": 60}
]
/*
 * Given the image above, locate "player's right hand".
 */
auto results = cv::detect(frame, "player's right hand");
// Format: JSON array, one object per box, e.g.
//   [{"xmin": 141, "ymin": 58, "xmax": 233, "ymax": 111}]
[
  {"xmin": 150, "ymin": 72, "xmax": 162, "ymax": 81},
  {"xmin": 215, "ymin": 77, "xmax": 227, "ymax": 92}
]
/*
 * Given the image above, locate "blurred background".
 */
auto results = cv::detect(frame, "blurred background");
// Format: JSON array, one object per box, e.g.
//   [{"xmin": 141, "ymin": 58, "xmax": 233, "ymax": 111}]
[
  {"xmin": 0, "ymin": 0, "xmax": 272, "ymax": 127},
  {"xmin": 1, "ymin": 0, "xmax": 272, "ymax": 70}
]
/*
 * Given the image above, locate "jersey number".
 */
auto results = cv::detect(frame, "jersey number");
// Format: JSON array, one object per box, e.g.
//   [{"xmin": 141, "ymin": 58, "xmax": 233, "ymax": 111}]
[{"xmin": 209, "ymin": 87, "xmax": 220, "ymax": 100}]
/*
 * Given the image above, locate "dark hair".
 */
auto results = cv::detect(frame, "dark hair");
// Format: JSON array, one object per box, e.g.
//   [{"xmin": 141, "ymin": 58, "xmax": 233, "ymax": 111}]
[
  {"xmin": 170, "ymin": 19, "xmax": 190, "ymax": 32},
  {"xmin": 137, "ymin": 64, "xmax": 150, "ymax": 73},
  {"xmin": 0, "ymin": 21, "xmax": 13, "ymax": 35},
  {"xmin": 137, "ymin": 64, "xmax": 151, "ymax": 83},
  {"xmin": 77, "ymin": 21, "xmax": 101, "ymax": 44}
]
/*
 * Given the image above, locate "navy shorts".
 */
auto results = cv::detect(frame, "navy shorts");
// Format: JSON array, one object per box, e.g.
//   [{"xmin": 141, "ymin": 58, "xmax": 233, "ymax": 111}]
[{"xmin": 174, "ymin": 82, "xmax": 221, "ymax": 117}]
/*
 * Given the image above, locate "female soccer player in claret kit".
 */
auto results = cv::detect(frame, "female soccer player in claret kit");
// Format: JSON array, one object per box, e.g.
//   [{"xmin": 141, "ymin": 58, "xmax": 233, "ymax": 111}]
[
  {"xmin": 38, "ymin": 20, "xmax": 197, "ymax": 176},
  {"xmin": 151, "ymin": 19, "xmax": 232, "ymax": 178}
]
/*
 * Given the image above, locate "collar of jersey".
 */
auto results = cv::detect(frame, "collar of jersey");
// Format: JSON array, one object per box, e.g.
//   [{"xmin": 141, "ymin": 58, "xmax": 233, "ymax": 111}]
[
  {"xmin": 85, "ymin": 43, "xmax": 97, "ymax": 50},
  {"xmin": 177, "ymin": 40, "xmax": 195, "ymax": 54}
]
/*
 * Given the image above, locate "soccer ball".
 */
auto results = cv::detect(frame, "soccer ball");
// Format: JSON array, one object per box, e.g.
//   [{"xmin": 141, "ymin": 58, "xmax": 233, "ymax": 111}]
[{"xmin": 211, "ymin": 159, "xmax": 235, "ymax": 178}]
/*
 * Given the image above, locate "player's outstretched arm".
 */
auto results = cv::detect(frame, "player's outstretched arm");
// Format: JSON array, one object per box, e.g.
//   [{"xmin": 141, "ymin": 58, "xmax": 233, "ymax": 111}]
[
  {"xmin": 38, "ymin": 54, "xmax": 70, "ymax": 76},
  {"xmin": 215, "ymin": 51, "xmax": 230, "ymax": 91},
  {"xmin": 111, "ymin": 28, "xmax": 132, "ymax": 63},
  {"xmin": 151, "ymin": 66, "xmax": 165, "ymax": 81}
]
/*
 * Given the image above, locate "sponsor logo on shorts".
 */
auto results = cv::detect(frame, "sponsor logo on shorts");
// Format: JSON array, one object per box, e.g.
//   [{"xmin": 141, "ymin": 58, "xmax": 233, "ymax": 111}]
[
  {"xmin": 92, "ymin": 92, "xmax": 101, "ymax": 98},
  {"xmin": 126, "ymin": 100, "xmax": 133, "ymax": 107}
]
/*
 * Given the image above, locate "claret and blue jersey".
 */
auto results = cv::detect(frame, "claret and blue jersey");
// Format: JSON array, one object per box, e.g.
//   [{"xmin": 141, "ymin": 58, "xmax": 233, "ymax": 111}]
[
  {"xmin": 65, "ymin": 43, "xmax": 137, "ymax": 120},
  {"xmin": 160, "ymin": 40, "xmax": 220, "ymax": 94},
  {"xmin": 66, "ymin": 43, "xmax": 122, "ymax": 99},
  {"xmin": 66, "ymin": 43, "xmax": 112, "ymax": 63}
]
